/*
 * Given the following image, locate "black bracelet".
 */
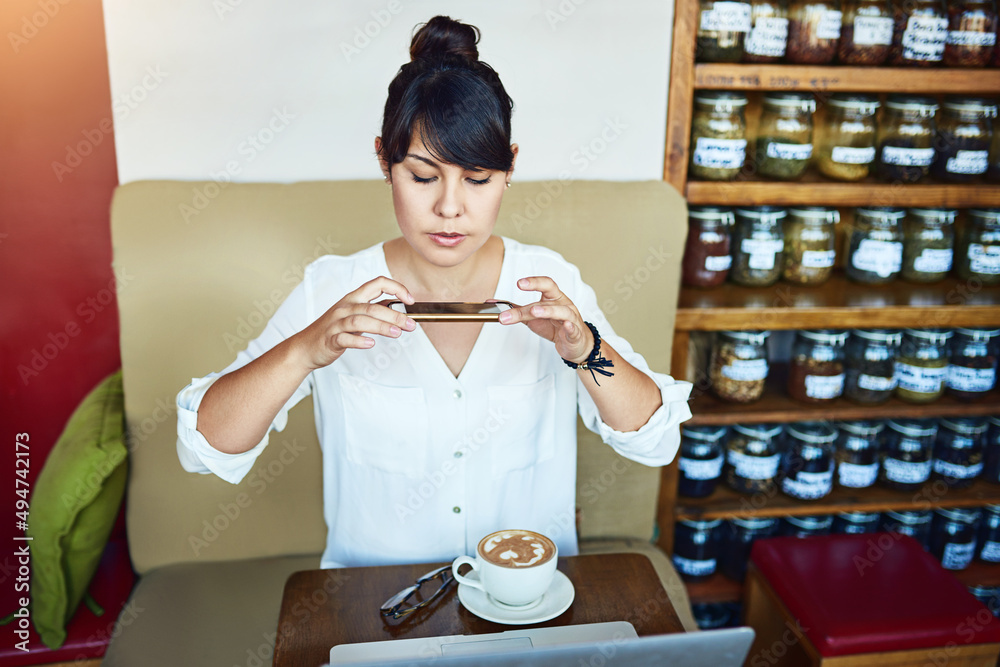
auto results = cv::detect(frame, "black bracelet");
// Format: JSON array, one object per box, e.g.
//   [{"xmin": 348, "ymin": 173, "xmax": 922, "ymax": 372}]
[{"xmin": 562, "ymin": 321, "xmax": 615, "ymax": 386}]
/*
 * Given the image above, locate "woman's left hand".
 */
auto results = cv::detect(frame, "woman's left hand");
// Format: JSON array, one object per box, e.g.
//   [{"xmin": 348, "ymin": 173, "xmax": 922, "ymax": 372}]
[{"xmin": 498, "ymin": 276, "xmax": 593, "ymax": 364}]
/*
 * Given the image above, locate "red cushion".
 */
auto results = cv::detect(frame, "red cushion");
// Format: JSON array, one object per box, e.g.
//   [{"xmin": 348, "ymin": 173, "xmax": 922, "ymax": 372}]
[
  {"xmin": 751, "ymin": 533, "xmax": 1000, "ymax": 657},
  {"xmin": 0, "ymin": 539, "xmax": 134, "ymax": 667}
]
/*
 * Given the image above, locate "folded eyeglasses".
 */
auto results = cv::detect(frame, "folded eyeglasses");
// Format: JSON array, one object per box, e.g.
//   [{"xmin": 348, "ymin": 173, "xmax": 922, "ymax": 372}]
[{"xmin": 379, "ymin": 564, "xmax": 454, "ymax": 619}]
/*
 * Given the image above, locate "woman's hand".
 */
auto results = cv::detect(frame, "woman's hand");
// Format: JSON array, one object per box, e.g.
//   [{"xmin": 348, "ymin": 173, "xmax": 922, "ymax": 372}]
[
  {"xmin": 498, "ymin": 276, "xmax": 593, "ymax": 363},
  {"xmin": 293, "ymin": 276, "xmax": 416, "ymax": 370}
]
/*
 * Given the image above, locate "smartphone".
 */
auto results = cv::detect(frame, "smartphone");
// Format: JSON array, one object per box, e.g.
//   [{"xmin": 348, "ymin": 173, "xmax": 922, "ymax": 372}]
[{"xmin": 385, "ymin": 300, "xmax": 517, "ymax": 322}]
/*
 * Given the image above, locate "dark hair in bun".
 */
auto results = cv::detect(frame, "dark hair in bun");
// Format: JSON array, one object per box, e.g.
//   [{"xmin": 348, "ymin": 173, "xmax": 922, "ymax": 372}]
[{"xmin": 379, "ymin": 16, "xmax": 514, "ymax": 174}]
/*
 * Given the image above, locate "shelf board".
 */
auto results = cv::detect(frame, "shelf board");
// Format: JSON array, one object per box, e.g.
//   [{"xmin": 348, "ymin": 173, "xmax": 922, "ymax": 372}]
[
  {"xmin": 694, "ymin": 64, "xmax": 1000, "ymax": 94},
  {"xmin": 956, "ymin": 560, "xmax": 1000, "ymax": 589},
  {"xmin": 676, "ymin": 272, "xmax": 1000, "ymax": 332},
  {"xmin": 685, "ymin": 572, "xmax": 744, "ymax": 605},
  {"xmin": 686, "ymin": 179, "xmax": 1000, "ymax": 207}
]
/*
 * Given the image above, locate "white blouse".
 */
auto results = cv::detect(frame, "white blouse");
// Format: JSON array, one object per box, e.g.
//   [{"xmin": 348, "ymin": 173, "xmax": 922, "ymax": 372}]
[{"xmin": 175, "ymin": 238, "xmax": 692, "ymax": 568}]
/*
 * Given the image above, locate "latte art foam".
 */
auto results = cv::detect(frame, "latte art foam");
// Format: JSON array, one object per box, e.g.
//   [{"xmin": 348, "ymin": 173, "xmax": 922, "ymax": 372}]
[{"xmin": 479, "ymin": 530, "xmax": 556, "ymax": 568}]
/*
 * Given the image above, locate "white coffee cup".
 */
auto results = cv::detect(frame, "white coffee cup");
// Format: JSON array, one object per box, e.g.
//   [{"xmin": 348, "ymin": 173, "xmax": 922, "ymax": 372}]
[{"xmin": 452, "ymin": 529, "xmax": 558, "ymax": 609}]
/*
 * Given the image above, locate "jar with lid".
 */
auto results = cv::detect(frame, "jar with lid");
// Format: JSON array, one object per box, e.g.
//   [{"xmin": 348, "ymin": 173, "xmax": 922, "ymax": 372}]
[
  {"xmin": 692, "ymin": 603, "xmax": 740, "ymax": 629},
  {"xmin": 788, "ymin": 330, "xmax": 847, "ymax": 403},
  {"xmin": 787, "ymin": 0, "xmax": 843, "ymax": 63},
  {"xmin": 956, "ymin": 209, "xmax": 1000, "ymax": 285},
  {"xmin": 985, "ymin": 416, "xmax": 1000, "ymax": 483},
  {"xmin": 888, "ymin": 0, "xmax": 948, "ymax": 66},
  {"xmin": 845, "ymin": 330, "xmax": 901, "ymax": 404},
  {"xmin": 782, "ymin": 207, "xmax": 838, "ymax": 284},
  {"xmin": 725, "ymin": 423, "xmax": 784, "ymax": 493},
  {"xmin": 944, "ymin": 0, "xmax": 998, "ymax": 67},
  {"xmin": 880, "ymin": 418, "xmax": 937, "ymax": 491},
  {"xmin": 780, "ymin": 422, "xmax": 837, "ymax": 500},
  {"xmin": 756, "ymin": 92, "xmax": 816, "ymax": 181},
  {"xmin": 978, "ymin": 505, "xmax": 1000, "ymax": 563},
  {"xmin": 880, "ymin": 509, "xmax": 933, "ymax": 548},
  {"xmin": 834, "ymin": 510, "xmax": 881, "ymax": 534},
  {"xmin": 930, "ymin": 507, "xmax": 981, "ymax": 570},
  {"xmin": 817, "ymin": 94, "xmax": 879, "ymax": 181},
  {"xmin": 876, "ymin": 96, "xmax": 939, "ymax": 183},
  {"xmin": 835, "ymin": 420, "xmax": 883, "ymax": 488},
  {"xmin": 948, "ymin": 328, "xmax": 1000, "ymax": 401},
  {"xmin": 720, "ymin": 517, "xmax": 778, "ymax": 581},
  {"xmin": 678, "ymin": 425, "xmax": 728, "ymax": 498},
  {"xmin": 896, "ymin": 328, "xmax": 953, "ymax": 403},
  {"xmin": 779, "ymin": 514, "xmax": 833, "ymax": 538},
  {"xmin": 709, "ymin": 330, "xmax": 770, "ymax": 403},
  {"xmin": 838, "ymin": 0, "xmax": 894, "ymax": 64},
  {"xmin": 672, "ymin": 519, "xmax": 723, "ymax": 582},
  {"xmin": 683, "ymin": 207, "xmax": 735, "ymax": 288},
  {"xmin": 968, "ymin": 585, "xmax": 1000, "ymax": 618},
  {"xmin": 933, "ymin": 418, "xmax": 988, "ymax": 488},
  {"xmin": 697, "ymin": 0, "xmax": 753, "ymax": 62},
  {"xmin": 845, "ymin": 207, "xmax": 905, "ymax": 284},
  {"xmin": 743, "ymin": 0, "xmax": 790, "ymax": 62},
  {"xmin": 931, "ymin": 98, "xmax": 997, "ymax": 184},
  {"xmin": 690, "ymin": 92, "xmax": 749, "ymax": 181},
  {"xmin": 731, "ymin": 207, "xmax": 787, "ymax": 286},
  {"xmin": 902, "ymin": 208, "xmax": 956, "ymax": 283}
]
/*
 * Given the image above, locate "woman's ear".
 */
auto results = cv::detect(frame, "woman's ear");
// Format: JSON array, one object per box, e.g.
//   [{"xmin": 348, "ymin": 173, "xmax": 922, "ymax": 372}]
[
  {"xmin": 375, "ymin": 137, "xmax": 391, "ymax": 182},
  {"xmin": 506, "ymin": 143, "xmax": 519, "ymax": 184}
]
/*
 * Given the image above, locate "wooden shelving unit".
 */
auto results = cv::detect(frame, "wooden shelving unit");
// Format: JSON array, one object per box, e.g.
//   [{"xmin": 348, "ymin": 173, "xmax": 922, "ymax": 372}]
[{"xmin": 658, "ymin": 0, "xmax": 1000, "ymax": 606}]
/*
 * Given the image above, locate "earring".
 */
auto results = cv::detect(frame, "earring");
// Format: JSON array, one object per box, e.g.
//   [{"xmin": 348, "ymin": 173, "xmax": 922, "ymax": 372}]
[{"xmin": 505, "ymin": 181, "xmax": 511, "ymax": 189}]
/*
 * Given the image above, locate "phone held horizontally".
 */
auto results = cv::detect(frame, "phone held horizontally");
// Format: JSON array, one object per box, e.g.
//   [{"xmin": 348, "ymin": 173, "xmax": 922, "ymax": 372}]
[{"xmin": 385, "ymin": 301, "xmax": 518, "ymax": 322}]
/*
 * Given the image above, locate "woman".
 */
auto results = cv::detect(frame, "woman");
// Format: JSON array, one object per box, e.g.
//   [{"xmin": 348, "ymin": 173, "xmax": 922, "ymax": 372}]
[{"xmin": 176, "ymin": 15, "xmax": 692, "ymax": 568}]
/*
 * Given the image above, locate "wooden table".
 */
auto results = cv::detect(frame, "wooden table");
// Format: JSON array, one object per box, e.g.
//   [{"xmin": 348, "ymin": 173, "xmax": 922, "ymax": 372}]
[{"xmin": 272, "ymin": 553, "xmax": 684, "ymax": 667}]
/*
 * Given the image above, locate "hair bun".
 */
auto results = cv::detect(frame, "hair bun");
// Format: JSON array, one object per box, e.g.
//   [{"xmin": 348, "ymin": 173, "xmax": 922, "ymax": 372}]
[{"xmin": 410, "ymin": 15, "xmax": 479, "ymax": 62}]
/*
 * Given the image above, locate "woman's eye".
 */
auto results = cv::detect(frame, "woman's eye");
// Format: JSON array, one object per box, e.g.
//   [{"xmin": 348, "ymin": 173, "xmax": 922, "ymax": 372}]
[
  {"xmin": 467, "ymin": 176, "xmax": 492, "ymax": 186},
  {"xmin": 411, "ymin": 174, "xmax": 436, "ymax": 184}
]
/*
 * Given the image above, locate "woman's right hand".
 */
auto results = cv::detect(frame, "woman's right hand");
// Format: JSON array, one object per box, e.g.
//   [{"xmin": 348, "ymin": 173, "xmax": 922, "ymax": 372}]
[{"xmin": 293, "ymin": 276, "xmax": 417, "ymax": 370}]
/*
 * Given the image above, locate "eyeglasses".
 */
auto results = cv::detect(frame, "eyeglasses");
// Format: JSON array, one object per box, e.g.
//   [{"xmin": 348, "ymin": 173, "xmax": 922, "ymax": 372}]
[{"xmin": 379, "ymin": 564, "xmax": 455, "ymax": 619}]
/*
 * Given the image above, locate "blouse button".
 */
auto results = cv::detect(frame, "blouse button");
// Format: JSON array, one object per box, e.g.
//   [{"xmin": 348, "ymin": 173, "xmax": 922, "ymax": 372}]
[
  {"xmin": 453, "ymin": 506, "xmax": 462, "ymax": 514},
  {"xmin": 454, "ymin": 451, "xmax": 463, "ymax": 458},
  {"xmin": 453, "ymin": 389, "xmax": 463, "ymax": 399}
]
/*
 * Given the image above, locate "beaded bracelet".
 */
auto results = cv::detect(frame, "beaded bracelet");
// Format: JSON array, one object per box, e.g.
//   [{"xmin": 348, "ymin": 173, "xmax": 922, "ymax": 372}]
[{"xmin": 562, "ymin": 321, "xmax": 615, "ymax": 386}]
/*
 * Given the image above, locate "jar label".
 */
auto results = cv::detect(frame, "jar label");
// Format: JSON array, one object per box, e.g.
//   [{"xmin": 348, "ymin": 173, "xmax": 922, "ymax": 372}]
[
  {"xmin": 722, "ymin": 358, "xmax": 769, "ymax": 382},
  {"xmin": 902, "ymin": 16, "xmax": 948, "ymax": 61},
  {"xmin": 693, "ymin": 138, "xmax": 748, "ymax": 170},
  {"xmin": 947, "ymin": 30, "xmax": 997, "ymax": 47},
  {"xmin": 705, "ymin": 254, "xmax": 733, "ymax": 272},
  {"xmin": 745, "ymin": 16, "xmax": 788, "ymax": 57},
  {"xmin": 881, "ymin": 145, "xmax": 935, "ymax": 167},
  {"xmin": 672, "ymin": 554, "xmax": 717, "ymax": 577},
  {"xmin": 969, "ymin": 244, "xmax": 1000, "ymax": 275},
  {"xmin": 817, "ymin": 10, "xmax": 843, "ymax": 40},
  {"xmin": 728, "ymin": 450, "xmax": 780, "ymax": 480},
  {"xmin": 981, "ymin": 541, "xmax": 1000, "ymax": 563},
  {"xmin": 838, "ymin": 461, "xmax": 878, "ymax": 488},
  {"xmin": 832, "ymin": 146, "xmax": 876, "ymax": 165},
  {"xmin": 781, "ymin": 468, "xmax": 834, "ymax": 500},
  {"xmin": 895, "ymin": 362, "xmax": 946, "ymax": 394},
  {"xmin": 852, "ymin": 239, "xmax": 903, "ymax": 278},
  {"xmin": 947, "ymin": 364, "xmax": 996, "ymax": 393},
  {"xmin": 700, "ymin": 3, "xmax": 752, "ymax": 33},
  {"xmin": 882, "ymin": 457, "xmax": 931, "ymax": 484},
  {"xmin": 742, "ymin": 238, "xmax": 783, "ymax": 270},
  {"xmin": 933, "ymin": 459, "xmax": 983, "ymax": 479},
  {"xmin": 805, "ymin": 373, "xmax": 844, "ymax": 399},
  {"xmin": 941, "ymin": 541, "xmax": 976, "ymax": 570},
  {"xmin": 801, "ymin": 249, "xmax": 836, "ymax": 268},
  {"xmin": 946, "ymin": 150, "xmax": 988, "ymax": 176},
  {"xmin": 765, "ymin": 141, "xmax": 813, "ymax": 161},
  {"xmin": 858, "ymin": 373, "xmax": 896, "ymax": 391},
  {"xmin": 680, "ymin": 454, "xmax": 724, "ymax": 481},
  {"xmin": 913, "ymin": 248, "xmax": 953, "ymax": 274},
  {"xmin": 853, "ymin": 16, "xmax": 894, "ymax": 46}
]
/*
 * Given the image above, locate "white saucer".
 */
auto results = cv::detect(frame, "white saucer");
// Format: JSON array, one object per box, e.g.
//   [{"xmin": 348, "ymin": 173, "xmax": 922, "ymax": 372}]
[{"xmin": 457, "ymin": 570, "xmax": 575, "ymax": 625}]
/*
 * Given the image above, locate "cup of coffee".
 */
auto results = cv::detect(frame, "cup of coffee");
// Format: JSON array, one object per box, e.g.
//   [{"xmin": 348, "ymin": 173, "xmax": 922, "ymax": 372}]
[{"xmin": 452, "ymin": 529, "xmax": 558, "ymax": 609}]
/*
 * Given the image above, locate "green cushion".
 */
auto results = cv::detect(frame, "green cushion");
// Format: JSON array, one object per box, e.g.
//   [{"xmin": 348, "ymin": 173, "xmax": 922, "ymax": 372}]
[{"xmin": 26, "ymin": 370, "xmax": 128, "ymax": 648}]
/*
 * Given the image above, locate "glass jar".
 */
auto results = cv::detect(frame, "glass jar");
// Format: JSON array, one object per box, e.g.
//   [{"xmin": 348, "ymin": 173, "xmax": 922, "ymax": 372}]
[
  {"xmin": 930, "ymin": 507, "xmax": 981, "ymax": 570},
  {"xmin": 834, "ymin": 510, "xmax": 881, "ymax": 534},
  {"xmin": 678, "ymin": 425, "xmax": 728, "ymax": 498},
  {"xmin": 690, "ymin": 92, "xmax": 750, "ymax": 181},
  {"xmin": 948, "ymin": 328, "xmax": 1000, "ymax": 401},
  {"xmin": 709, "ymin": 330, "xmax": 770, "ymax": 403},
  {"xmin": 978, "ymin": 505, "xmax": 1000, "ymax": 563},
  {"xmin": 756, "ymin": 92, "xmax": 817, "ymax": 181},
  {"xmin": 901, "ymin": 208, "xmax": 956, "ymax": 283},
  {"xmin": 845, "ymin": 329, "xmax": 901, "ymax": 405},
  {"xmin": 725, "ymin": 423, "xmax": 785, "ymax": 493},
  {"xmin": 880, "ymin": 509, "xmax": 932, "ymax": 548},
  {"xmin": 779, "ymin": 514, "xmax": 834, "ymax": 537},
  {"xmin": 683, "ymin": 206, "xmax": 735, "ymax": 288},
  {"xmin": 672, "ymin": 519, "xmax": 723, "ymax": 581},
  {"xmin": 835, "ymin": 420, "xmax": 883, "ymax": 488},
  {"xmin": 698, "ymin": 0, "xmax": 754, "ymax": 62},
  {"xmin": 985, "ymin": 416, "xmax": 1000, "ymax": 484},
  {"xmin": 931, "ymin": 98, "xmax": 997, "ymax": 184},
  {"xmin": 839, "ymin": 0, "xmax": 894, "ymax": 64},
  {"xmin": 896, "ymin": 328, "xmax": 953, "ymax": 403},
  {"xmin": 744, "ymin": 0, "xmax": 790, "ymax": 62},
  {"xmin": 782, "ymin": 207, "xmax": 838, "ymax": 284},
  {"xmin": 788, "ymin": 330, "xmax": 848, "ymax": 403},
  {"xmin": 731, "ymin": 207, "xmax": 787, "ymax": 286},
  {"xmin": 889, "ymin": 0, "xmax": 948, "ymax": 66},
  {"xmin": 720, "ymin": 517, "xmax": 778, "ymax": 581},
  {"xmin": 817, "ymin": 94, "xmax": 879, "ymax": 181},
  {"xmin": 956, "ymin": 209, "xmax": 1000, "ymax": 285},
  {"xmin": 945, "ymin": 0, "xmax": 999, "ymax": 67},
  {"xmin": 933, "ymin": 418, "xmax": 988, "ymax": 488},
  {"xmin": 780, "ymin": 422, "xmax": 837, "ymax": 500},
  {"xmin": 880, "ymin": 418, "xmax": 937, "ymax": 491},
  {"xmin": 845, "ymin": 207, "xmax": 905, "ymax": 284},
  {"xmin": 787, "ymin": 0, "xmax": 843, "ymax": 63},
  {"xmin": 876, "ymin": 95, "xmax": 939, "ymax": 183}
]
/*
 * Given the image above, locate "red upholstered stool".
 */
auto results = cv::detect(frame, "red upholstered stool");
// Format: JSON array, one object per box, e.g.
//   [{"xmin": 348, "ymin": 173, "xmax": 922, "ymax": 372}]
[{"xmin": 744, "ymin": 533, "xmax": 1000, "ymax": 666}]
